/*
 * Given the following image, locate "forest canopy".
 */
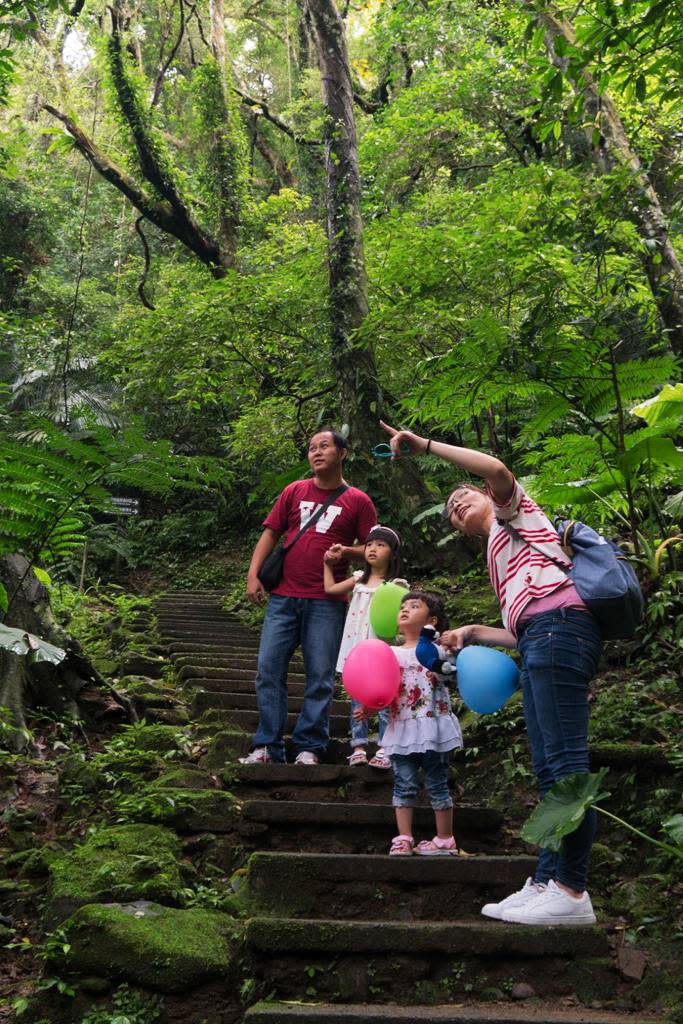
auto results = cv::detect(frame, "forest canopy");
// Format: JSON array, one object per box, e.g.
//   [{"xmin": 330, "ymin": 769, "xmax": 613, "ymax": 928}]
[{"xmin": 0, "ymin": 0, "xmax": 681, "ymax": 559}]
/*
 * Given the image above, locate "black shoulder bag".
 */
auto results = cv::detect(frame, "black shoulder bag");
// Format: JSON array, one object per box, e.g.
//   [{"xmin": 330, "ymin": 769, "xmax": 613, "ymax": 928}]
[{"xmin": 257, "ymin": 484, "xmax": 348, "ymax": 592}]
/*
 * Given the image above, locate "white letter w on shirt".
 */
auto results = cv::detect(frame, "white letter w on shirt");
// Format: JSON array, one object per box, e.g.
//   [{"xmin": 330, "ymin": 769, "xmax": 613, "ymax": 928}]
[{"xmin": 299, "ymin": 501, "xmax": 343, "ymax": 534}]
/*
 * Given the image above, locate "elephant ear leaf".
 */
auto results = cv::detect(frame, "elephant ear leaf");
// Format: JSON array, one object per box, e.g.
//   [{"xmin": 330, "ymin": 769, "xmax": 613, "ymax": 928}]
[
  {"xmin": 662, "ymin": 814, "xmax": 683, "ymax": 848},
  {"xmin": 521, "ymin": 769, "xmax": 611, "ymax": 852},
  {"xmin": 0, "ymin": 623, "xmax": 66, "ymax": 665}
]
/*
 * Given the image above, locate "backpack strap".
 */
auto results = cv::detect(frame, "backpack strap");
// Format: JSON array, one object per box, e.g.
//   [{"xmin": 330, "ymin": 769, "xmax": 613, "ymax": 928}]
[{"xmin": 504, "ymin": 519, "xmax": 571, "ymax": 574}]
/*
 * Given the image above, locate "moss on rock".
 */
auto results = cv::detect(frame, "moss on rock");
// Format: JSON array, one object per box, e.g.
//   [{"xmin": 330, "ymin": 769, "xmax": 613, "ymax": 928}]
[
  {"xmin": 152, "ymin": 767, "xmax": 214, "ymax": 790},
  {"xmin": 54, "ymin": 900, "xmax": 237, "ymax": 992},
  {"xmin": 49, "ymin": 824, "xmax": 184, "ymax": 920},
  {"xmin": 199, "ymin": 727, "xmax": 251, "ymax": 768},
  {"xmin": 130, "ymin": 787, "xmax": 239, "ymax": 832}
]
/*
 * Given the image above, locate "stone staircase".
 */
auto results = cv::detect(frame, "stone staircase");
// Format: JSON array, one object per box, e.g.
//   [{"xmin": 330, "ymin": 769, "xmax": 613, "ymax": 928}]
[{"xmin": 156, "ymin": 592, "xmax": 658, "ymax": 1024}]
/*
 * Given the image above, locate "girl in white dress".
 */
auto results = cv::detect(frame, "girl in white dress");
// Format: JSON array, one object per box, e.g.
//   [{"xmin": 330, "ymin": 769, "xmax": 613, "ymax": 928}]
[
  {"xmin": 323, "ymin": 525, "xmax": 407, "ymax": 768},
  {"xmin": 355, "ymin": 590, "xmax": 463, "ymax": 855}
]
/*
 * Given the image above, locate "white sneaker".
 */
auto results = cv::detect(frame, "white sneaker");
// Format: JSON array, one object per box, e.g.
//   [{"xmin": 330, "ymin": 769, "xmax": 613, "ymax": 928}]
[
  {"xmin": 501, "ymin": 879, "xmax": 597, "ymax": 926},
  {"xmin": 481, "ymin": 877, "xmax": 545, "ymax": 920},
  {"xmin": 238, "ymin": 747, "xmax": 271, "ymax": 764},
  {"xmin": 294, "ymin": 751, "xmax": 320, "ymax": 765}
]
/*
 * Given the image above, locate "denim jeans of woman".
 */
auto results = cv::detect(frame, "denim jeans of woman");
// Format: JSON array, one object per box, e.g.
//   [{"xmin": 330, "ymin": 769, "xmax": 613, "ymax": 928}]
[
  {"xmin": 518, "ymin": 608, "xmax": 603, "ymax": 892},
  {"xmin": 391, "ymin": 750, "xmax": 452, "ymax": 810}
]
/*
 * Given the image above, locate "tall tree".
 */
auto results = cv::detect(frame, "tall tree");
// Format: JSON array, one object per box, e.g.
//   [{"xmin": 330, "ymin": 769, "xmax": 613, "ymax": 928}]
[
  {"xmin": 303, "ymin": 0, "xmax": 380, "ymax": 449},
  {"xmin": 524, "ymin": 1, "xmax": 683, "ymax": 357}
]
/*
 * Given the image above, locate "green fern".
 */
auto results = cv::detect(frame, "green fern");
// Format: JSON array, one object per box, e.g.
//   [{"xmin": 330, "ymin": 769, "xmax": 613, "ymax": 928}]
[{"xmin": 0, "ymin": 418, "xmax": 221, "ymax": 614}]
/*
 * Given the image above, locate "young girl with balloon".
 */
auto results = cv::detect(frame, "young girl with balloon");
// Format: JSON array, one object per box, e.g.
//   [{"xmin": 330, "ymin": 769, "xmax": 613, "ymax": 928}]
[
  {"xmin": 379, "ymin": 421, "xmax": 603, "ymax": 926},
  {"xmin": 354, "ymin": 591, "xmax": 464, "ymax": 856},
  {"xmin": 323, "ymin": 525, "xmax": 407, "ymax": 769}
]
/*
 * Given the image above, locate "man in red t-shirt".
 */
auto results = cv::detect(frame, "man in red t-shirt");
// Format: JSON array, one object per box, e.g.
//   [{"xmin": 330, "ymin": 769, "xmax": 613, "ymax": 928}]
[{"xmin": 240, "ymin": 428, "xmax": 377, "ymax": 765}]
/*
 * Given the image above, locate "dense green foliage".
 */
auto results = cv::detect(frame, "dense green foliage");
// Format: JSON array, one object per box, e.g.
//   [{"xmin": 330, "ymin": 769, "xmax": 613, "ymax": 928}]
[{"xmin": 0, "ymin": 4, "xmax": 681, "ymax": 1011}]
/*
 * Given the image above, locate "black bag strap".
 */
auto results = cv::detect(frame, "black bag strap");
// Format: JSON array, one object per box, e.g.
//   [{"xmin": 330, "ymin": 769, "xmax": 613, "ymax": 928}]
[{"xmin": 282, "ymin": 484, "xmax": 348, "ymax": 553}]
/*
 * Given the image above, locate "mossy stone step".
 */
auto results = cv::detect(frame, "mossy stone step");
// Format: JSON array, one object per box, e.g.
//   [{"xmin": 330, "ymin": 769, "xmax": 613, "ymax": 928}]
[
  {"xmin": 166, "ymin": 642, "xmax": 260, "ymax": 656},
  {"xmin": 160, "ymin": 628, "xmax": 256, "ymax": 640},
  {"xmin": 244, "ymin": 851, "xmax": 537, "ymax": 920},
  {"xmin": 187, "ymin": 677, "xmax": 307, "ymax": 698},
  {"xmin": 232, "ymin": 763, "xmax": 392, "ymax": 787},
  {"xmin": 178, "ymin": 663, "xmax": 303, "ymax": 679},
  {"xmin": 247, "ymin": 915, "xmax": 608, "ymax": 956},
  {"xmin": 157, "ymin": 616, "xmax": 250, "ymax": 627},
  {"xmin": 175, "ymin": 656, "xmax": 303, "ymax": 673},
  {"xmin": 195, "ymin": 725, "xmax": 375, "ymax": 766},
  {"xmin": 245, "ymin": 1004, "xmax": 660, "ymax": 1024},
  {"xmin": 241, "ymin": 800, "xmax": 501, "ymax": 844},
  {"xmin": 245, "ymin": 918, "xmax": 613, "ymax": 1003},
  {"xmin": 199, "ymin": 692, "xmax": 349, "ymax": 716},
  {"xmin": 190, "ymin": 700, "xmax": 351, "ymax": 735}
]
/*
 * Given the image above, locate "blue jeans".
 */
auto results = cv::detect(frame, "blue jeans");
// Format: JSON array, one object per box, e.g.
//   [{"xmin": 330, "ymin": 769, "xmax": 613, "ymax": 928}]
[
  {"xmin": 518, "ymin": 608, "xmax": 603, "ymax": 891},
  {"xmin": 350, "ymin": 700, "xmax": 390, "ymax": 749},
  {"xmin": 391, "ymin": 751, "xmax": 452, "ymax": 810},
  {"xmin": 253, "ymin": 594, "xmax": 346, "ymax": 761}
]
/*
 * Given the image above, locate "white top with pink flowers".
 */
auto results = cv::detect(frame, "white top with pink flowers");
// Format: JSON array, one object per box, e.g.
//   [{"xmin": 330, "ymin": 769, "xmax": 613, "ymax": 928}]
[{"xmin": 381, "ymin": 644, "xmax": 463, "ymax": 757}]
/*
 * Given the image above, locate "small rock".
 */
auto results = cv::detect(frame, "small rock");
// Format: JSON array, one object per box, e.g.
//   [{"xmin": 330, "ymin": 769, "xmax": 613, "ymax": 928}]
[
  {"xmin": 79, "ymin": 976, "xmax": 112, "ymax": 994},
  {"xmin": 511, "ymin": 982, "xmax": 536, "ymax": 1000},
  {"xmin": 617, "ymin": 946, "xmax": 647, "ymax": 981}
]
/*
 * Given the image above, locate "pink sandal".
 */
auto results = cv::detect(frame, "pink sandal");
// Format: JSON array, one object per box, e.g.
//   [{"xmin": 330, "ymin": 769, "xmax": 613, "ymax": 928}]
[
  {"xmin": 368, "ymin": 747, "xmax": 391, "ymax": 770},
  {"xmin": 389, "ymin": 834, "xmax": 415, "ymax": 856},
  {"xmin": 347, "ymin": 749, "xmax": 368, "ymax": 766},
  {"xmin": 414, "ymin": 835, "xmax": 460, "ymax": 856}
]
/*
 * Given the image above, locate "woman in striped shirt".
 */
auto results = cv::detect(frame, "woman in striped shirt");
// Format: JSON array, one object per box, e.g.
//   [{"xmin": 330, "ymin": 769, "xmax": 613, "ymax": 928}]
[{"xmin": 380, "ymin": 421, "xmax": 603, "ymax": 928}]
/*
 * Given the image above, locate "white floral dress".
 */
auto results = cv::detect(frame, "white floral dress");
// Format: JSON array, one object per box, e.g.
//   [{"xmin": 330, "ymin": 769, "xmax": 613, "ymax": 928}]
[{"xmin": 381, "ymin": 645, "xmax": 463, "ymax": 756}]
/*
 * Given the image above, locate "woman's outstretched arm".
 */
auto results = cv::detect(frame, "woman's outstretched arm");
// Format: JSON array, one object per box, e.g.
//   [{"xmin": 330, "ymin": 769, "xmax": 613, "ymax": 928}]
[{"xmin": 380, "ymin": 421, "xmax": 514, "ymax": 502}]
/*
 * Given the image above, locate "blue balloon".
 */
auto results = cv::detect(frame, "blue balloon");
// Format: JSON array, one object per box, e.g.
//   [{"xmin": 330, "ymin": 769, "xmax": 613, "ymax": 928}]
[{"xmin": 456, "ymin": 646, "xmax": 519, "ymax": 714}]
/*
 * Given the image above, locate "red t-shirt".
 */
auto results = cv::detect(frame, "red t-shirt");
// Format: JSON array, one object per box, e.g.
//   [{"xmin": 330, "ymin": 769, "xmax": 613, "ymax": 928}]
[{"xmin": 263, "ymin": 480, "xmax": 377, "ymax": 601}]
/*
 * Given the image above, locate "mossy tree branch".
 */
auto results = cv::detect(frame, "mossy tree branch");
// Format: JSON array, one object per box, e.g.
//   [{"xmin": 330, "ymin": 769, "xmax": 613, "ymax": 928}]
[{"xmin": 43, "ymin": 103, "xmax": 224, "ymax": 274}]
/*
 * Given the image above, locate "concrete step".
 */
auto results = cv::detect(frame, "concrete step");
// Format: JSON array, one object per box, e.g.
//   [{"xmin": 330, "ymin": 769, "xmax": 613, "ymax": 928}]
[
  {"xmin": 244, "ymin": 1005, "xmax": 656, "ymax": 1024},
  {"xmin": 244, "ymin": 851, "xmax": 537, "ymax": 920},
  {"xmin": 199, "ymin": 692, "xmax": 350, "ymax": 717},
  {"xmin": 245, "ymin": 918, "xmax": 613, "ymax": 1003},
  {"xmin": 241, "ymin": 800, "xmax": 501, "ymax": 851},
  {"xmin": 190, "ymin": 700, "xmax": 351, "ymax": 736}
]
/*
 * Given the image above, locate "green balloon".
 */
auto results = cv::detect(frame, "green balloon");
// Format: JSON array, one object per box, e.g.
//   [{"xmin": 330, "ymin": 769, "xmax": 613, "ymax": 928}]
[{"xmin": 370, "ymin": 581, "xmax": 407, "ymax": 639}]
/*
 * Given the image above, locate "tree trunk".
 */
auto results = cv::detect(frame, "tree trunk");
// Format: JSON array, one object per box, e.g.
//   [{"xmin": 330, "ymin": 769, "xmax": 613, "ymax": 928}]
[
  {"xmin": 303, "ymin": 0, "xmax": 379, "ymax": 453},
  {"xmin": 205, "ymin": 0, "xmax": 245, "ymax": 266},
  {"xmin": 527, "ymin": 2, "xmax": 683, "ymax": 356},
  {"xmin": 304, "ymin": 0, "xmax": 434, "ymax": 546}
]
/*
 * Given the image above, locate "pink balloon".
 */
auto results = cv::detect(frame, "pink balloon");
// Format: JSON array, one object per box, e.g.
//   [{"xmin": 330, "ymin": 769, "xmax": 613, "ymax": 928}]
[{"xmin": 342, "ymin": 639, "xmax": 401, "ymax": 710}]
